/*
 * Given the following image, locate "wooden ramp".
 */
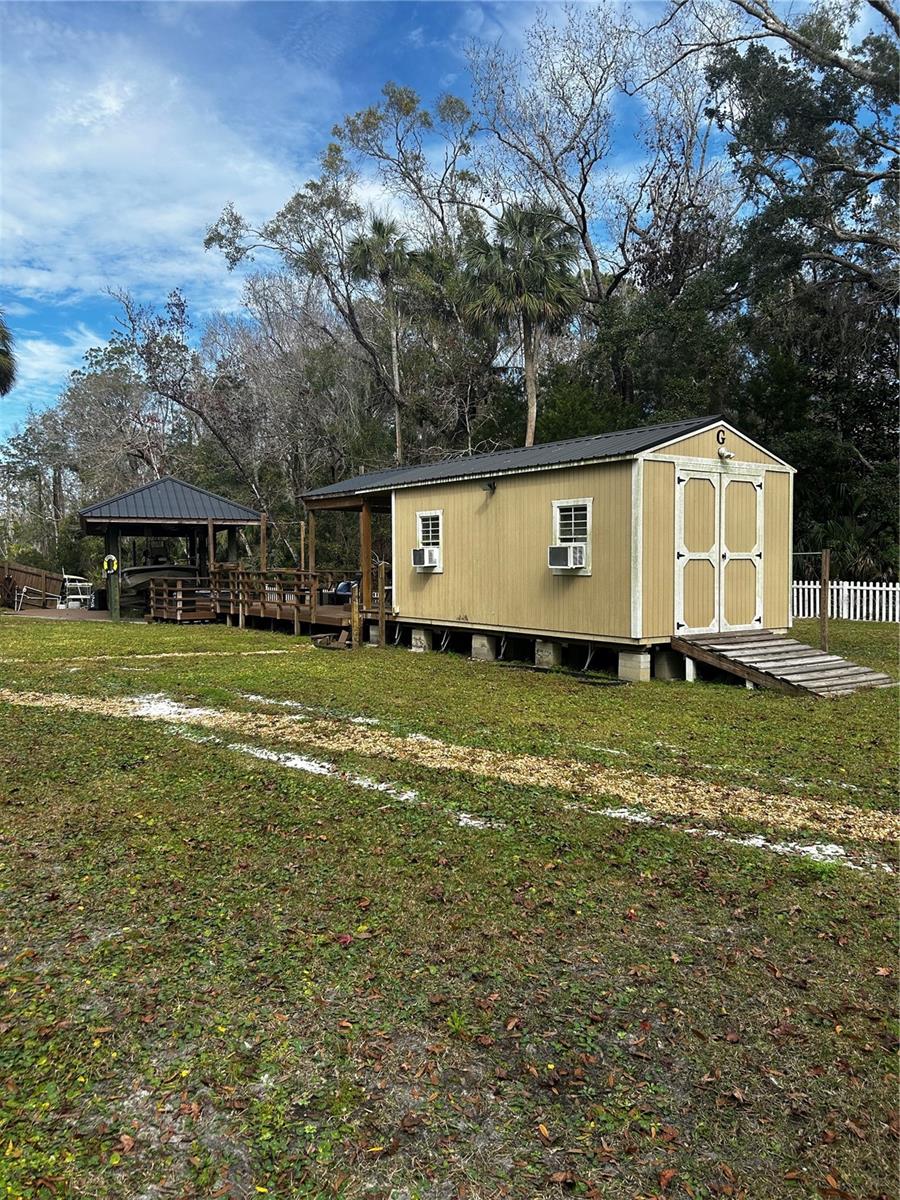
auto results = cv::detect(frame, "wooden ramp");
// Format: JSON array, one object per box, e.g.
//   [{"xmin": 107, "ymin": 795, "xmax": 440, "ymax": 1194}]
[{"xmin": 672, "ymin": 630, "xmax": 895, "ymax": 698}]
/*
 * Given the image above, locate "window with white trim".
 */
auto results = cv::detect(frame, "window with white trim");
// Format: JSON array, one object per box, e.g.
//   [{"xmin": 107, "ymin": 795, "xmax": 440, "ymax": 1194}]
[
  {"xmin": 551, "ymin": 498, "xmax": 592, "ymax": 574},
  {"xmin": 415, "ymin": 509, "xmax": 444, "ymax": 573},
  {"xmin": 556, "ymin": 503, "xmax": 589, "ymax": 543},
  {"xmin": 418, "ymin": 511, "xmax": 441, "ymax": 548}
]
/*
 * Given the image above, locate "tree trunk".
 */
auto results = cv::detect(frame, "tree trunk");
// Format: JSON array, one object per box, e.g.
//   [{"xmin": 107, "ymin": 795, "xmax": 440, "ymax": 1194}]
[
  {"xmin": 522, "ymin": 315, "xmax": 539, "ymax": 448},
  {"xmin": 51, "ymin": 465, "xmax": 64, "ymax": 555},
  {"xmin": 389, "ymin": 293, "xmax": 403, "ymax": 465}
]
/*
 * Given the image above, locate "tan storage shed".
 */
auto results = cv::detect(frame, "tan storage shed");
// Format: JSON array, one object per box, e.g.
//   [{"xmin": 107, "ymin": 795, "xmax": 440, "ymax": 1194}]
[{"xmin": 304, "ymin": 416, "xmax": 795, "ymax": 678}]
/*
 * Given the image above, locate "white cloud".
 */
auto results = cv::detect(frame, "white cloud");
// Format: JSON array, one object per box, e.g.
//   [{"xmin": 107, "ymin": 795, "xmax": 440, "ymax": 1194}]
[
  {"xmin": 0, "ymin": 6, "xmax": 327, "ymax": 317},
  {"xmin": 1, "ymin": 301, "xmax": 33, "ymax": 319},
  {"xmin": 0, "ymin": 323, "xmax": 105, "ymax": 431}
]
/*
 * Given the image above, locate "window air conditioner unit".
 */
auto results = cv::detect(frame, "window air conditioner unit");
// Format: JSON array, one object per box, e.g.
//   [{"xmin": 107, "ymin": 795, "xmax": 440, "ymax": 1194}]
[
  {"xmin": 548, "ymin": 543, "xmax": 586, "ymax": 570},
  {"xmin": 412, "ymin": 546, "xmax": 441, "ymax": 571}
]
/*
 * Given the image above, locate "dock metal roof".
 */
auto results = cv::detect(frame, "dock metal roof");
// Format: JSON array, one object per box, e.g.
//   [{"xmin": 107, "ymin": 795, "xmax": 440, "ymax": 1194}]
[
  {"xmin": 79, "ymin": 477, "xmax": 261, "ymax": 525},
  {"xmin": 304, "ymin": 414, "xmax": 720, "ymax": 501}
]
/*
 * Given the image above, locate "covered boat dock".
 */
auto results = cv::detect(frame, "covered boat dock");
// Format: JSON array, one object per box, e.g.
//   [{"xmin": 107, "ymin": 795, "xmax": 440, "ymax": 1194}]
[
  {"xmin": 78, "ymin": 477, "xmax": 383, "ymax": 633},
  {"xmin": 79, "ymin": 477, "xmax": 263, "ymax": 621}
]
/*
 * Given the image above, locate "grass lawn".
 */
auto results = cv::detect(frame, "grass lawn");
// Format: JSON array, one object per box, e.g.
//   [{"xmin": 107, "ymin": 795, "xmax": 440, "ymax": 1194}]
[{"xmin": 0, "ymin": 614, "xmax": 897, "ymax": 1199}]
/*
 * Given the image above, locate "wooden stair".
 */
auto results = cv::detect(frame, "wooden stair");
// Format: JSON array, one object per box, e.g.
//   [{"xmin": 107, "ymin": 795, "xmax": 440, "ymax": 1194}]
[{"xmin": 671, "ymin": 630, "xmax": 896, "ymax": 698}]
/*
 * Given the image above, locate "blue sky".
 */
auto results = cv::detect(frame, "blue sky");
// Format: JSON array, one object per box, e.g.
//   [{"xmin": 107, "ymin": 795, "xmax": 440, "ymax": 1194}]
[{"xmin": 0, "ymin": 0, "xmax": 635, "ymax": 437}]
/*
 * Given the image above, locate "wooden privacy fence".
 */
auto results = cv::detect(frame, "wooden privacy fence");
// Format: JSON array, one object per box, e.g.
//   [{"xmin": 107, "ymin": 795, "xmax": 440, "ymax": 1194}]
[
  {"xmin": 1, "ymin": 561, "xmax": 65, "ymax": 609},
  {"xmin": 792, "ymin": 579, "xmax": 900, "ymax": 623}
]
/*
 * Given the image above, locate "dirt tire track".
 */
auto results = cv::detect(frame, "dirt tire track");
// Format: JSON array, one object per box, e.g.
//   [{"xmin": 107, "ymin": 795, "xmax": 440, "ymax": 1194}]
[{"xmin": 1, "ymin": 688, "xmax": 897, "ymax": 845}]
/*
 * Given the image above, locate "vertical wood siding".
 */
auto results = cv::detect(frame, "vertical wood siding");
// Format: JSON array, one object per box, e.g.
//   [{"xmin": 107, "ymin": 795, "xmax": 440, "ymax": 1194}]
[
  {"xmin": 724, "ymin": 559, "xmax": 757, "ymax": 626},
  {"xmin": 393, "ymin": 462, "xmax": 632, "ymax": 638},
  {"xmin": 724, "ymin": 481, "xmax": 758, "ymax": 553},
  {"xmin": 641, "ymin": 460, "xmax": 675, "ymax": 639},
  {"xmin": 684, "ymin": 559, "xmax": 716, "ymax": 629},
  {"xmin": 643, "ymin": 457, "xmax": 792, "ymax": 638},
  {"xmin": 763, "ymin": 471, "xmax": 792, "ymax": 628},
  {"xmin": 684, "ymin": 477, "xmax": 717, "ymax": 552},
  {"xmin": 660, "ymin": 425, "xmax": 783, "ymax": 466},
  {"xmin": 391, "ymin": 443, "xmax": 792, "ymax": 642}
]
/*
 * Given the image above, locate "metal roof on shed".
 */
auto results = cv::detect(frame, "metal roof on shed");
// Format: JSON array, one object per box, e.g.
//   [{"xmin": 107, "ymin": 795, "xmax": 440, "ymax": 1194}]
[
  {"xmin": 304, "ymin": 414, "xmax": 720, "ymax": 500},
  {"xmin": 79, "ymin": 477, "xmax": 261, "ymax": 523}
]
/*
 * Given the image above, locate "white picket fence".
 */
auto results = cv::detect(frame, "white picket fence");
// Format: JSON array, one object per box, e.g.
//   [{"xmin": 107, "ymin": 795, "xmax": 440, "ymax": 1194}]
[{"xmin": 792, "ymin": 579, "xmax": 900, "ymax": 622}]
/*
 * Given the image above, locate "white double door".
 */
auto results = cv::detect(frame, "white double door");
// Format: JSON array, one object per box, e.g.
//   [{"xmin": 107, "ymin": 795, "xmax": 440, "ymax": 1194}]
[{"xmin": 674, "ymin": 469, "xmax": 764, "ymax": 635}]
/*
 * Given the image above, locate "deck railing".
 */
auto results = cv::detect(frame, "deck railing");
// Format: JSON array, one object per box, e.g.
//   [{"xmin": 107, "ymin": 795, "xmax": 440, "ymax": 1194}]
[
  {"xmin": 209, "ymin": 566, "xmax": 391, "ymax": 617},
  {"xmin": 148, "ymin": 565, "xmax": 392, "ymax": 635},
  {"xmin": 148, "ymin": 577, "xmax": 216, "ymax": 622},
  {"xmin": 211, "ymin": 568, "xmax": 315, "ymax": 622}
]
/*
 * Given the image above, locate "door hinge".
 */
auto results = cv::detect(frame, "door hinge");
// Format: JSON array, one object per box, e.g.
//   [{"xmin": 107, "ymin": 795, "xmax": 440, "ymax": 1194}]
[
  {"xmin": 755, "ymin": 481, "xmax": 763, "ymax": 490},
  {"xmin": 755, "ymin": 551, "xmax": 762, "ymax": 559},
  {"xmin": 676, "ymin": 551, "xmax": 685, "ymax": 559},
  {"xmin": 676, "ymin": 621, "xmax": 685, "ymax": 629},
  {"xmin": 721, "ymin": 552, "xmax": 728, "ymax": 561},
  {"xmin": 677, "ymin": 476, "xmax": 686, "ymax": 484}
]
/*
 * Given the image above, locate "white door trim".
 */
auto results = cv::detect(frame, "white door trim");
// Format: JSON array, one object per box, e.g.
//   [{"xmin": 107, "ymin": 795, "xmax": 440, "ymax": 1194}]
[
  {"xmin": 390, "ymin": 491, "xmax": 397, "ymax": 613},
  {"xmin": 644, "ymin": 452, "xmax": 793, "ymax": 475},
  {"xmin": 719, "ymin": 472, "xmax": 765, "ymax": 631},
  {"xmin": 674, "ymin": 469, "xmax": 721, "ymax": 635},
  {"xmin": 630, "ymin": 458, "xmax": 644, "ymax": 639}
]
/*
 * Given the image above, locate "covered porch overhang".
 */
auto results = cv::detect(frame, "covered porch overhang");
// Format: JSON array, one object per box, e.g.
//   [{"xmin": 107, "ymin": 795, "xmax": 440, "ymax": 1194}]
[{"xmin": 303, "ymin": 490, "xmax": 391, "ymax": 613}]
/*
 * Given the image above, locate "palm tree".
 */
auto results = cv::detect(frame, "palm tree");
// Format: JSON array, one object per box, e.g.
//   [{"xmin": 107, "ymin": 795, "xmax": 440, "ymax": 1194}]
[
  {"xmin": 0, "ymin": 311, "xmax": 16, "ymax": 396},
  {"xmin": 464, "ymin": 205, "xmax": 581, "ymax": 447},
  {"xmin": 347, "ymin": 215, "xmax": 411, "ymax": 464}
]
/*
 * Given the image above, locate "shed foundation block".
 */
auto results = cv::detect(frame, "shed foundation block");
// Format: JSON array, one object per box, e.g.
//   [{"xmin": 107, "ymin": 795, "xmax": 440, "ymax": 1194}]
[
  {"xmin": 535, "ymin": 639, "xmax": 562, "ymax": 669},
  {"xmin": 410, "ymin": 627, "xmax": 433, "ymax": 653},
  {"xmin": 367, "ymin": 623, "xmax": 381, "ymax": 646},
  {"xmin": 654, "ymin": 647, "xmax": 689, "ymax": 681},
  {"xmin": 618, "ymin": 649, "xmax": 651, "ymax": 683},
  {"xmin": 471, "ymin": 633, "xmax": 497, "ymax": 662}
]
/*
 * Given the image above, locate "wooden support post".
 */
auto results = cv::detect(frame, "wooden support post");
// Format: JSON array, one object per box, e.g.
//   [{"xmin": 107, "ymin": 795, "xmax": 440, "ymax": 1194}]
[
  {"xmin": 299, "ymin": 521, "xmax": 306, "ymax": 572},
  {"xmin": 207, "ymin": 518, "xmax": 216, "ymax": 580},
  {"xmin": 350, "ymin": 583, "xmax": 362, "ymax": 649},
  {"xmin": 307, "ymin": 510, "xmax": 316, "ymax": 573},
  {"xmin": 259, "ymin": 513, "xmax": 268, "ymax": 573},
  {"xmin": 359, "ymin": 500, "xmax": 373, "ymax": 612},
  {"xmin": 820, "ymin": 548, "xmax": 830, "ymax": 653},
  {"xmin": 105, "ymin": 526, "xmax": 121, "ymax": 621},
  {"xmin": 293, "ymin": 585, "xmax": 301, "ymax": 635},
  {"xmin": 40, "ymin": 569, "xmax": 48, "ymax": 609},
  {"xmin": 377, "ymin": 561, "xmax": 386, "ymax": 649}
]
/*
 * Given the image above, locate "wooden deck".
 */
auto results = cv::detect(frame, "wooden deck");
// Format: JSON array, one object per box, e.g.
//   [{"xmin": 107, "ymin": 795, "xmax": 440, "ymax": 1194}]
[
  {"xmin": 2, "ymin": 607, "xmax": 112, "ymax": 622},
  {"xmin": 148, "ymin": 572, "xmax": 358, "ymax": 630},
  {"xmin": 672, "ymin": 630, "xmax": 896, "ymax": 697},
  {"xmin": 224, "ymin": 601, "xmax": 351, "ymax": 627}
]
